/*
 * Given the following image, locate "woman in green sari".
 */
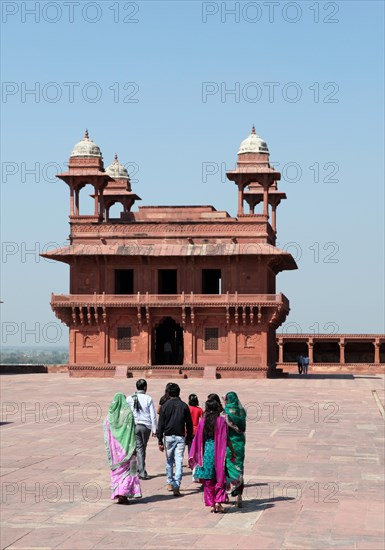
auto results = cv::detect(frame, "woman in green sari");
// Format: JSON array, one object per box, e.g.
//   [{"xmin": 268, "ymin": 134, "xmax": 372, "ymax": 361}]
[
  {"xmin": 103, "ymin": 392, "xmax": 142, "ymax": 504},
  {"xmin": 223, "ymin": 391, "xmax": 246, "ymax": 507}
]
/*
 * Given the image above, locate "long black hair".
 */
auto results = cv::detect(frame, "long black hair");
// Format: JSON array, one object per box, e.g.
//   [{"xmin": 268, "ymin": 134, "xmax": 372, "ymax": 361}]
[
  {"xmin": 203, "ymin": 398, "xmax": 221, "ymax": 442},
  {"xmin": 159, "ymin": 382, "xmax": 173, "ymax": 407},
  {"xmin": 207, "ymin": 393, "xmax": 224, "ymax": 413}
]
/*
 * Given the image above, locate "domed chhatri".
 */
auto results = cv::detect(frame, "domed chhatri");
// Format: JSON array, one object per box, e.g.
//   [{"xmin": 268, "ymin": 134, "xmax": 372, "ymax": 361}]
[
  {"xmin": 106, "ymin": 154, "xmax": 129, "ymax": 180},
  {"xmin": 70, "ymin": 129, "xmax": 103, "ymax": 158},
  {"xmin": 238, "ymin": 126, "xmax": 269, "ymax": 155}
]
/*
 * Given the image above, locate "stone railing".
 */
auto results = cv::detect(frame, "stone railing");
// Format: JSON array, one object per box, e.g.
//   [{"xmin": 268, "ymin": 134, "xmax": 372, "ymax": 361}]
[{"xmin": 51, "ymin": 291, "xmax": 289, "ymax": 309}]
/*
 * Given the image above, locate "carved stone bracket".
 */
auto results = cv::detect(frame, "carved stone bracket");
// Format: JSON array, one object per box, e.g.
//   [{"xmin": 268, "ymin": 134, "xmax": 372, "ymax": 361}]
[{"xmin": 242, "ymin": 306, "xmax": 246, "ymax": 326}]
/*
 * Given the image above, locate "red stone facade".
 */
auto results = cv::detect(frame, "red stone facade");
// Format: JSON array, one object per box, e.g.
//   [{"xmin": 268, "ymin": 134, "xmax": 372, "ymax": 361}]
[{"xmin": 43, "ymin": 128, "xmax": 299, "ymax": 378}]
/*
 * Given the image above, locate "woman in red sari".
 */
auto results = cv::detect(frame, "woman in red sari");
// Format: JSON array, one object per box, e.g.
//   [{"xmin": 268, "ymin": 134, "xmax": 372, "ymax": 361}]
[{"xmin": 188, "ymin": 393, "xmax": 203, "ymax": 452}]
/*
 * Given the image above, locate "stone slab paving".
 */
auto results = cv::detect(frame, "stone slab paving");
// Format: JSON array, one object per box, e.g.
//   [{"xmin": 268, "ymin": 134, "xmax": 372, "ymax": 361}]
[{"xmin": 1, "ymin": 373, "xmax": 384, "ymax": 550}]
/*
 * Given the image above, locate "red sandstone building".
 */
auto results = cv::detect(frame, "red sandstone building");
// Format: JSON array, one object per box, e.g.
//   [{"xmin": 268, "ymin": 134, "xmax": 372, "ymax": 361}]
[
  {"xmin": 43, "ymin": 129, "xmax": 384, "ymax": 377},
  {"xmin": 43, "ymin": 128, "xmax": 300, "ymax": 377}
]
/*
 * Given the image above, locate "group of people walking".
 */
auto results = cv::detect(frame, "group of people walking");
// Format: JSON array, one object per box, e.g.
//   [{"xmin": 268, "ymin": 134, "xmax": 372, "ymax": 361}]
[{"xmin": 103, "ymin": 379, "xmax": 246, "ymax": 513}]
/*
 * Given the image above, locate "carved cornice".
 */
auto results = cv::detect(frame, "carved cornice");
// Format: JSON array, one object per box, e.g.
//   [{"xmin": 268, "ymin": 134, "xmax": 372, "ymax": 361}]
[
  {"xmin": 68, "ymin": 364, "xmax": 116, "ymax": 371},
  {"xmin": 70, "ymin": 222, "xmax": 271, "ymax": 237}
]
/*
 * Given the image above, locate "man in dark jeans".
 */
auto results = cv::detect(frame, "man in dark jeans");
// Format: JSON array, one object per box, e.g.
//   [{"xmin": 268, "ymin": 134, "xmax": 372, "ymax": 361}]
[
  {"xmin": 297, "ymin": 354, "xmax": 303, "ymax": 375},
  {"xmin": 157, "ymin": 383, "xmax": 193, "ymax": 496}
]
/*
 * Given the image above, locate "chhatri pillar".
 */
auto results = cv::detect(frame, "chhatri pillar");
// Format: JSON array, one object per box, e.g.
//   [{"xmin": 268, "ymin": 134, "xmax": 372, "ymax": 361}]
[
  {"xmin": 227, "ymin": 127, "xmax": 288, "ymax": 233},
  {"xmin": 104, "ymin": 154, "xmax": 141, "ymax": 221},
  {"xmin": 57, "ymin": 130, "xmax": 111, "ymax": 223}
]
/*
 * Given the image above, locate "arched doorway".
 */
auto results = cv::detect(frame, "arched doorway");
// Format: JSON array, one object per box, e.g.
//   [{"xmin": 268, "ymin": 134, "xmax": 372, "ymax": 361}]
[{"xmin": 153, "ymin": 317, "xmax": 184, "ymax": 365}]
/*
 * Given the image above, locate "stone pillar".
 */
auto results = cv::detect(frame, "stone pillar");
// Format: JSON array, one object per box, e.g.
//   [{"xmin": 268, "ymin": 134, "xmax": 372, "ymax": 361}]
[
  {"xmin": 94, "ymin": 186, "xmax": 99, "ymax": 216},
  {"xmin": 374, "ymin": 339, "xmax": 380, "ymax": 364},
  {"xmin": 308, "ymin": 338, "xmax": 314, "ymax": 363},
  {"xmin": 191, "ymin": 326, "xmax": 196, "ymax": 364},
  {"xmin": 70, "ymin": 187, "xmax": 74, "ymax": 216},
  {"xmin": 146, "ymin": 324, "xmax": 152, "ymax": 365},
  {"xmin": 99, "ymin": 189, "xmax": 104, "ymax": 221},
  {"xmin": 278, "ymin": 338, "xmax": 283, "ymax": 363},
  {"xmin": 263, "ymin": 187, "xmax": 269, "ymax": 217},
  {"xmin": 237, "ymin": 184, "xmax": 244, "ymax": 216},
  {"xmin": 339, "ymin": 338, "xmax": 345, "ymax": 364},
  {"xmin": 228, "ymin": 326, "xmax": 237, "ymax": 364},
  {"xmin": 260, "ymin": 331, "xmax": 268, "ymax": 368},
  {"xmin": 102, "ymin": 325, "xmax": 109, "ymax": 364},
  {"xmin": 235, "ymin": 327, "xmax": 238, "ymax": 364},
  {"xmin": 75, "ymin": 188, "xmax": 79, "ymax": 215},
  {"xmin": 272, "ymin": 203, "xmax": 277, "ymax": 232},
  {"xmin": 184, "ymin": 327, "xmax": 192, "ymax": 365},
  {"xmin": 69, "ymin": 328, "xmax": 76, "ymax": 364}
]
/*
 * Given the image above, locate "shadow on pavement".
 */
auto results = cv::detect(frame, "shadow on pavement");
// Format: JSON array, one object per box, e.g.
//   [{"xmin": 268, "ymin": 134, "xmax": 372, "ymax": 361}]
[
  {"xmin": 138, "ymin": 489, "xmax": 201, "ymax": 504},
  {"xmin": 229, "ymin": 495, "xmax": 295, "ymax": 514}
]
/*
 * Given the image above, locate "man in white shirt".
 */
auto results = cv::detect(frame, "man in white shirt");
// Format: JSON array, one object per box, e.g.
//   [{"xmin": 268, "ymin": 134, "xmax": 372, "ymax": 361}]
[{"xmin": 127, "ymin": 379, "xmax": 157, "ymax": 480}]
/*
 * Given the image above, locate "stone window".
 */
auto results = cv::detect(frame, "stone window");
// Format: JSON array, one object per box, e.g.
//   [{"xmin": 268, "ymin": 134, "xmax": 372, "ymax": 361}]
[
  {"xmin": 202, "ymin": 269, "xmax": 221, "ymax": 294},
  {"xmin": 158, "ymin": 269, "xmax": 177, "ymax": 294},
  {"xmin": 115, "ymin": 269, "xmax": 134, "ymax": 294},
  {"xmin": 204, "ymin": 327, "xmax": 219, "ymax": 351},
  {"xmin": 117, "ymin": 327, "xmax": 132, "ymax": 351}
]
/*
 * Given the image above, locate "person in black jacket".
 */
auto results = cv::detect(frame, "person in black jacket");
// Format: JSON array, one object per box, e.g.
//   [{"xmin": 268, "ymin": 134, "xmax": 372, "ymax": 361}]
[{"xmin": 157, "ymin": 383, "xmax": 193, "ymax": 496}]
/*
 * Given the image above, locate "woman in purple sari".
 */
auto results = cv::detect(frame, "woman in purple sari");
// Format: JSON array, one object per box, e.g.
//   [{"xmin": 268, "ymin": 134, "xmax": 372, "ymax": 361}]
[
  {"xmin": 103, "ymin": 392, "xmax": 142, "ymax": 504},
  {"xmin": 189, "ymin": 399, "xmax": 235, "ymax": 513}
]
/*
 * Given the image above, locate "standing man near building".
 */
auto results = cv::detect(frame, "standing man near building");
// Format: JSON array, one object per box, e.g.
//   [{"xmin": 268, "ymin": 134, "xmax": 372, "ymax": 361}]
[
  {"xmin": 157, "ymin": 383, "xmax": 193, "ymax": 496},
  {"xmin": 297, "ymin": 354, "xmax": 303, "ymax": 375},
  {"xmin": 127, "ymin": 379, "xmax": 157, "ymax": 480},
  {"xmin": 302, "ymin": 355, "xmax": 310, "ymax": 376}
]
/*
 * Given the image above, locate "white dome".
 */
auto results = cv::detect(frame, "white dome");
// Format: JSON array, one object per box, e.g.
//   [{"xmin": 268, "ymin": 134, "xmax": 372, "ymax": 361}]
[
  {"xmin": 238, "ymin": 126, "xmax": 269, "ymax": 154},
  {"xmin": 70, "ymin": 130, "xmax": 102, "ymax": 158},
  {"xmin": 106, "ymin": 154, "xmax": 129, "ymax": 179}
]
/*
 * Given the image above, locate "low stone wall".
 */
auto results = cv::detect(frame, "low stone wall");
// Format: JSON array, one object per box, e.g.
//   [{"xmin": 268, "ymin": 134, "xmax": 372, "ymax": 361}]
[
  {"xmin": 0, "ymin": 364, "xmax": 68, "ymax": 374},
  {"xmin": 278, "ymin": 362, "xmax": 385, "ymax": 374}
]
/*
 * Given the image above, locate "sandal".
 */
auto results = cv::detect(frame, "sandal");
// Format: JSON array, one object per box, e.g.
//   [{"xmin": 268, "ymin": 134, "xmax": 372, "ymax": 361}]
[{"xmin": 215, "ymin": 503, "xmax": 225, "ymax": 513}]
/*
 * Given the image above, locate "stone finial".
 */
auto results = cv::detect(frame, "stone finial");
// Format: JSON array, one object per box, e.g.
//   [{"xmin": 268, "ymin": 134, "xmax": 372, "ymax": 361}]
[
  {"xmin": 84, "ymin": 129, "xmax": 89, "ymax": 139},
  {"xmin": 251, "ymin": 125, "xmax": 256, "ymax": 134},
  {"xmin": 114, "ymin": 153, "xmax": 118, "ymax": 161}
]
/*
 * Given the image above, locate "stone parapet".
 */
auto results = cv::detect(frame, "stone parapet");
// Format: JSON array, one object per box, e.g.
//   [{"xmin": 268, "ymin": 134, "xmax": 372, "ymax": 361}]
[{"xmin": 277, "ymin": 362, "xmax": 385, "ymax": 374}]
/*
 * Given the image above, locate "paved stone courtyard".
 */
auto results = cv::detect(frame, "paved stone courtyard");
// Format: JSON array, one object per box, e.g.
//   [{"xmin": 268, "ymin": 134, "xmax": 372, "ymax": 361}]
[{"xmin": 1, "ymin": 373, "xmax": 384, "ymax": 549}]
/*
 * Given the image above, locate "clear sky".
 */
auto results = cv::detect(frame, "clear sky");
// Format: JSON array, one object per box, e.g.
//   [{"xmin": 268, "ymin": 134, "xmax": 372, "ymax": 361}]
[{"xmin": 1, "ymin": 0, "xmax": 384, "ymax": 347}]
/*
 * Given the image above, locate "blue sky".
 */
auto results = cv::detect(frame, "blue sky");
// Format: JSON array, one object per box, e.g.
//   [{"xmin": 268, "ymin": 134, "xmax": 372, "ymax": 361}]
[{"xmin": 1, "ymin": 0, "xmax": 384, "ymax": 346}]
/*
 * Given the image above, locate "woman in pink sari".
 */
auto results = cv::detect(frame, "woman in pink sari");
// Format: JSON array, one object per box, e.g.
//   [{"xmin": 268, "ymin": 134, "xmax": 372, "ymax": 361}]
[
  {"xmin": 103, "ymin": 392, "xmax": 142, "ymax": 504},
  {"xmin": 189, "ymin": 398, "xmax": 235, "ymax": 513}
]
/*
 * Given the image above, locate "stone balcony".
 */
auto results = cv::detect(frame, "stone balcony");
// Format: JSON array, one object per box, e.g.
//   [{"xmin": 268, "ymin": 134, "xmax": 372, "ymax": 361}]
[{"xmin": 50, "ymin": 291, "xmax": 290, "ymax": 326}]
